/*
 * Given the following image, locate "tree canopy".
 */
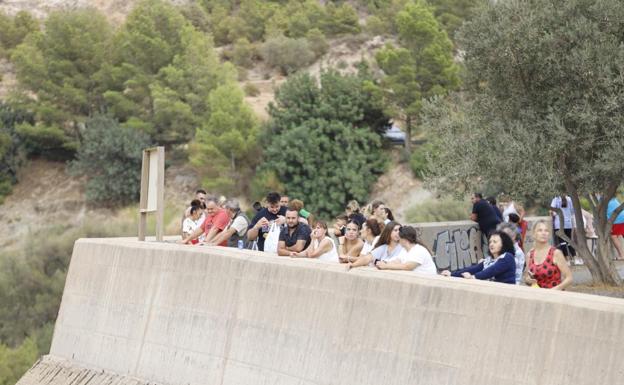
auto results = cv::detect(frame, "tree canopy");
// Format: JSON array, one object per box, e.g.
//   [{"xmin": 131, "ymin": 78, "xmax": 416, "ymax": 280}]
[
  {"xmin": 261, "ymin": 70, "xmax": 389, "ymax": 217},
  {"xmin": 376, "ymin": 0, "xmax": 459, "ymax": 150},
  {"xmin": 426, "ymin": 0, "xmax": 624, "ymax": 284}
]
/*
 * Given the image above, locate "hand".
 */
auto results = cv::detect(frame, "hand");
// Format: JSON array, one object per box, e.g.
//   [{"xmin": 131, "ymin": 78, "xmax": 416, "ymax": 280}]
[
  {"xmin": 256, "ymin": 217, "xmax": 269, "ymax": 229},
  {"xmin": 338, "ymin": 255, "xmax": 350, "ymax": 263},
  {"xmin": 440, "ymin": 270, "xmax": 451, "ymax": 277},
  {"xmin": 461, "ymin": 272, "xmax": 473, "ymax": 279},
  {"xmin": 289, "ymin": 251, "xmax": 298, "ymax": 257},
  {"xmin": 275, "ymin": 215, "xmax": 286, "ymax": 225},
  {"xmin": 375, "ymin": 260, "xmax": 386, "ymax": 269},
  {"xmin": 524, "ymin": 276, "xmax": 537, "ymax": 286}
]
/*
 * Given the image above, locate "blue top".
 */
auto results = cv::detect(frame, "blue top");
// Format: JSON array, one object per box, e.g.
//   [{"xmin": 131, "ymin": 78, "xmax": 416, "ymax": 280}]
[
  {"xmin": 607, "ymin": 198, "xmax": 624, "ymax": 225},
  {"xmin": 451, "ymin": 252, "xmax": 516, "ymax": 284}
]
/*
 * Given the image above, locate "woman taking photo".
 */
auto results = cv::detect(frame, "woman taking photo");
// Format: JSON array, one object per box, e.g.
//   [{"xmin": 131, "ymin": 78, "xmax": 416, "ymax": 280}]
[
  {"xmin": 376, "ymin": 226, "xmax": 437, "ymax": 275},
  {"xmin": 360, "ymin": 218, "xmax": 382, "ymax": 256},
  {"xmin": 293, "ymin": 221, "xmax": 338, "ymax": 263},
  {"xmin": 524, "ymin": 220, "xmax": 573, "ymax": 290},
  {"xmin": 441, "ymin": 230, "xmax": 516, "ymax": 284},
  {"xmin": 338, "ymin": 221, "xmax": 364, "ymax": 263},
  {"xmin": 348, "ymin": 221, "xmax": 404, "ymax": 269}
]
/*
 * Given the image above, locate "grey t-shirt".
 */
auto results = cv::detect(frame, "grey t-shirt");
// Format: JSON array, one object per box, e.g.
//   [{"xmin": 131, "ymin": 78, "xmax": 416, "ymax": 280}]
[{"xmin": 370, "ymin": 244, "xmax": 405, "ymax": 263}]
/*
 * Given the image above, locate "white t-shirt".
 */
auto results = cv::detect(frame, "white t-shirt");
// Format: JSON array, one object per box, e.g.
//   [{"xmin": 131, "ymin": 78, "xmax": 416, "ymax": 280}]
[
  {"xmin": 391, "ymin": 244, "xmax": 437, "ymax": 275},
  {"xmin": 502, "ymin": 202, "xmax": 518, "ymax": 222},
  {"xmin": 361, "ymin": 236, "xmax": 380, "ymax": 256},
  {"xmin": 551, "ymin": 196, "xmax": 575, "ymax": 230},
  {"xmin": 228, "ymin": 216, "xmax": 248, "ymax": 236},
  {"xmin": 183, "ymin": 217, "xmax": 204, "ymax": 242}
]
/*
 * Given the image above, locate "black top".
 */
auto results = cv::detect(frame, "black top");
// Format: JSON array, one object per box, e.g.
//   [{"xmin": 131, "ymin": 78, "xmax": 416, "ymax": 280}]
[
  {"xmin": 472, "ymin": 199, "xmax": 501, "ymax": 235},
  {"xmin": 248, "ymin": 206, "xmax": 287, "ymax": 251},
  {"xmin": 279, "ymin": 223, "xmax": 312, "ymax": 250}
]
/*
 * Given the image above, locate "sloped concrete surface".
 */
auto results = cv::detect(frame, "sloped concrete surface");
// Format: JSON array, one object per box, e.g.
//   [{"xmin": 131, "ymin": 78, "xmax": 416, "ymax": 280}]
[
  {"xmin": 17, "ymin": 355, "xmax": 155, "ymax": 385},
  {"xmin": 19, "ymin": 238, "xmax": 624, "ymax": 385}
]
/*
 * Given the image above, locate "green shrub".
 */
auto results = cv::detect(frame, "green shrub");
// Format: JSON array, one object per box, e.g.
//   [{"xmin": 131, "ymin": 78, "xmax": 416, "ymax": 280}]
[
  {"xmin": 365, "ymin": 15, "xmax": 386, "ymax": 35},
  {"xmin": 409, "ymin": 142, "xmax": 432, "ymax": 177},
  {"xmin": 261, "ymin": 35, "xmax": 315, "ymax": 75},
  {"xmin": 243, "ymin": 82, "xmax": 261, "ymax": 97},
  {"xmin": 70, "ymin": 115, "xmax": 151, "ymax": 206},
  {"xmin": 305, "ymin": 28, "xmax": 329, "ymax": 58},
  {"xmin": 232, "ymin": 38, "xmax": 254, "ymax": 68},
  {"xmin": 405, "ymin": 197, "xmax": 470, "ymax": 223},
  {"xmin": 323, "ymin": 3, "xmax": 361, "ymax": 36}
]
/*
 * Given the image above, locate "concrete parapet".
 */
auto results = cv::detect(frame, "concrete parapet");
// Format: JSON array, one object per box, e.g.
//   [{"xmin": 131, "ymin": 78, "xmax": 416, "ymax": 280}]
[{"xmin": 19, "ymin": 237, "xmax": 624, "ymax": 385}]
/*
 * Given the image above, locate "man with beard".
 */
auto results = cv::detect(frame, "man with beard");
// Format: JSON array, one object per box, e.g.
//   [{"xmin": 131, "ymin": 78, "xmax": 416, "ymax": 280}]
[{"xmin": 277, "ymin": 207, "xmax": 312, "ymax": 256}]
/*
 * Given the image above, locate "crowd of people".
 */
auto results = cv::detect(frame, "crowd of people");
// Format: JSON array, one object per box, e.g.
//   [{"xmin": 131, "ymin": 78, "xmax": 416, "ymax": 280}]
[{"xmin": 179, "ymin": 190, "xmax": 583, "ymax": 290}]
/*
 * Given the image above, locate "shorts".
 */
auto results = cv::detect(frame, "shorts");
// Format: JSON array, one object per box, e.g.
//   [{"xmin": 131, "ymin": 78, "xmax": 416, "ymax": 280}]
[{"xmin": 612, "ymin": 223, "xmax": 624, "ymax": 236}]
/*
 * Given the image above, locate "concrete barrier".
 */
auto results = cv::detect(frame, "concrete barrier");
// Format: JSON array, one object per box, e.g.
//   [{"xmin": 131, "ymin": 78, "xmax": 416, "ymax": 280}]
[{"xmin": 19, "ymin": 237, "xmax": 624, "ymax": 385}]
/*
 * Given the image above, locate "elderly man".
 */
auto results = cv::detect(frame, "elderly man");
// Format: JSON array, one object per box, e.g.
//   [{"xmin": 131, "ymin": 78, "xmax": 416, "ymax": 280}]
[
  {"xmin": 206, "ymin": 199, "xmax": 249, "ymax": 248},
  {"xmin": 182, "ymin": 196, "xmax": 229, "ymax": 245}
]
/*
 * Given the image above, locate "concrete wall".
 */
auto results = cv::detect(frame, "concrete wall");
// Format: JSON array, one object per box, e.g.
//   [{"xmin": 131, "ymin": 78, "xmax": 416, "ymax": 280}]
[
  {"xmin": 408, "ymin": 216, "xmax": 547, "ymax": 270},
  {"xmin": 18, "ymin": 237, "xmax": 624, "ymax": 385}
]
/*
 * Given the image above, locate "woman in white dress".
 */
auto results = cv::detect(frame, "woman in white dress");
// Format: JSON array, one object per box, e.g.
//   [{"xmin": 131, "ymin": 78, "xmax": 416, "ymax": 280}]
[{"xmin": 293, "ymin": 221, "xmax": 338, "ymax": 262}]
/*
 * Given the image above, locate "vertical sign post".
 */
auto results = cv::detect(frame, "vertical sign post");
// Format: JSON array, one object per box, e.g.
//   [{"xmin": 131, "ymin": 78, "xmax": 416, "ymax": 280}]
[{"xmin": 138, "ymin": 146, "xmax": 165, "ymax": 241}]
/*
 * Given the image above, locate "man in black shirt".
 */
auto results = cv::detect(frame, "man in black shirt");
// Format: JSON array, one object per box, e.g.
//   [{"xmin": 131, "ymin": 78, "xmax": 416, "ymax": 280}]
[
  {"xmin": 247, "ymin": 192, "xmax": 287, "ymax": 251},
  {"xmin": 471, "ymin": 192, "xmax": 501, "ymax": 237},
  {"xmin": 277, "ymin": 208, "xmax": 311, "ymax": 256}
]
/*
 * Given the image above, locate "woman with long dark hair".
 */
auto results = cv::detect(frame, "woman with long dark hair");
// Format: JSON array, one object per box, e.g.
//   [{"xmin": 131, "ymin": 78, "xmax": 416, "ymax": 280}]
[
  {"xmin": 347, "ymin": 221, "xmax": 403, "ymax": 269},
  {"xmin": 338, "ymin": 221, "xmax": 364, "ymax": 263},
  {"xmin": 360, "ymin": 218, "xmax": 382, "ymax": 256},
  {"xmin": 441, "ymin": 230, "xmax": 516, "ymax": 284},
  {"xmin": 376, "ymin": 226, "xmax": 437, "ymax": 275}
]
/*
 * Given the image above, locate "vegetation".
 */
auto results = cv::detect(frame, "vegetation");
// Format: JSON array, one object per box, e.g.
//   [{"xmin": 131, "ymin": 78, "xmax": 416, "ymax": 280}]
[
  {"xmin": 406, "ymin": 197, "xmax": 469, "ymax": 223},
  {"xmin": 0, "ymin": 103, "xmax": 31, "ymax": 203},
  {"xmin": 261, "ymin": 70, "xmax": 390, "ymax": 217},
  {"xmin": 0, "ymin": 1, "xmax": 514, "ymax": 382},
  {"xmin": 426, "ymin": 0, "xmax": 624, "ymax": 285},
  {"xmin": 376, "ymin": 0, "xmax": 460, "ymax": 151},
  {"xmin": 70, "ymin": 116, "xmax": 151, "ymax": 206},
  {"xmin": 0, "ymin": 11, "xmax": 38, "ymax": 57},
  {"xmin": 189, "ymin": 83, "xmax": 260, "ymax": 194},
  {"xmin": 260, "ymin": 35, "xmax": 316, "ymax": 75}
]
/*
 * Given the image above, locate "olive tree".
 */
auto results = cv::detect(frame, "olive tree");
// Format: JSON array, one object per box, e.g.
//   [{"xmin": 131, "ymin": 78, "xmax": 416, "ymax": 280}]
[{"xmin": 426, "ymin": 0, "xmax": 624, "ymax": 285}]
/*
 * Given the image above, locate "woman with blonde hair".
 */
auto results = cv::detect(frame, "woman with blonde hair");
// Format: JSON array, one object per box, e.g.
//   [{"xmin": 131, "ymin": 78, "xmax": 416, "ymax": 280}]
[{"xmin": 524, "ymin": 220, "xmax": 573, "ymax": 290}]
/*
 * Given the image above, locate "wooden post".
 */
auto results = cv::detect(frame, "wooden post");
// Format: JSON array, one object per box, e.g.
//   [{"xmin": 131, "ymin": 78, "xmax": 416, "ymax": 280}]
[
  {"xmin": 138, "ymin": 146, "xmax": 165, "ymax": 241},
  {"xmin": 155, "ymin": 146, "xmax": 165, "ymax": 241}
]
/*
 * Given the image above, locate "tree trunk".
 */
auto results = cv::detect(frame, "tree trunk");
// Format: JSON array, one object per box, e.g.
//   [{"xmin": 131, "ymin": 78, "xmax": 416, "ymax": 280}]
[
  {"xmin": 562, "ymin": 181, "xmax": 623, "ymax": 286},
  {"xmin": 404, "ymin": 116, "xmax": 412, "ymax": 152}
]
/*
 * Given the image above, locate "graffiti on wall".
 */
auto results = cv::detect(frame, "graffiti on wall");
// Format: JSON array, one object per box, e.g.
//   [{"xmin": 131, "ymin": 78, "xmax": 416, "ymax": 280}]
[{"xmin": 432, "ymin": 226, "xmax": 483, "ymax": 271}]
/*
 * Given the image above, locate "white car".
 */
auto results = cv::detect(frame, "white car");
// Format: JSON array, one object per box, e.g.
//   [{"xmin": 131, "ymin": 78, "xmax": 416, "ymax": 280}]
[{"xmin": 383, "ymin": 125, "xmax": 406, "ymax": 144}]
